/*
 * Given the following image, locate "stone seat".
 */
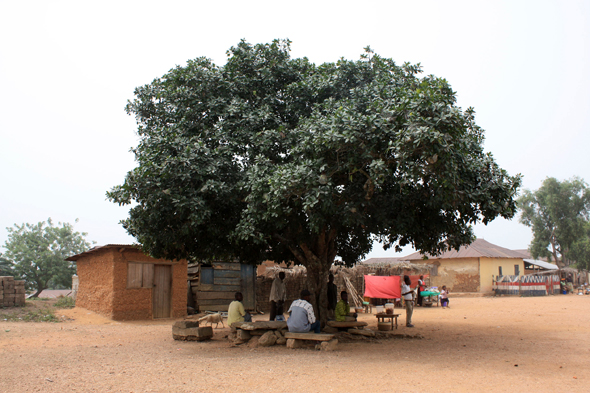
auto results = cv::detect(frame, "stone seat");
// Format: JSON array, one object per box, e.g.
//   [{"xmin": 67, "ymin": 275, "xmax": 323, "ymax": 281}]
[
  {"xmin": 231, "ymin": 321, "xmax": 287, "ymax": 331},
  {"xmin": 283, "ymin": 332, "xmax": 335, "ymax": 341},
  {"xmin": 283, "ymin": 332, "xmax": 338, "ymax": 351}
]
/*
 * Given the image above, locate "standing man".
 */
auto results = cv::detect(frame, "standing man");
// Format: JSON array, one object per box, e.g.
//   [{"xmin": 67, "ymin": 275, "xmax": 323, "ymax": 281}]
[
  {"xmin": 227, "ymin": 292, "xmax": 252, "ymax": 326},
  {"xmin": 566, "ymin": 274, "xmax": 574, "ymax": 294},
  {"xmin": 287, "ymin": 289, "xmax": 321, "ymax": 333},
  {"xmin": 327, "ymin": 273, "xmax": 338, "ymax": 320},
  {"xmin": 402, "ymin": 275, "xmax": 415, "ymax": 328},
  {"xmin": 417, "ymin": 275, "xmax": 426, "ymax": 306},
  {"xmin": 269, "ymin": 271, "xmax": 286, "ymax": 321}
]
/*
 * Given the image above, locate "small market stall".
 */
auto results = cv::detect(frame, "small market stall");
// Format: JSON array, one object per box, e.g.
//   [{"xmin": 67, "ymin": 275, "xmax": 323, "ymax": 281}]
[{"xmin": 420, "ymin": 290, "xmax": 440, "ymax": 306}]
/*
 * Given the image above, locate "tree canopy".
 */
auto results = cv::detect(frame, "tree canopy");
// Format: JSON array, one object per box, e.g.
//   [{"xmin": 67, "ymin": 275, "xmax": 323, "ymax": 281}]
[
  {"xmin": 518, "ymin": 177, "xmax": 590, "ymax": 268},
  {"xmin": 2, "ymin": 218, "xmax": 93, "ymax": 297},
  {"xmin": 109, "ymin": 39, "xmax": 521, "ymax": 318}
]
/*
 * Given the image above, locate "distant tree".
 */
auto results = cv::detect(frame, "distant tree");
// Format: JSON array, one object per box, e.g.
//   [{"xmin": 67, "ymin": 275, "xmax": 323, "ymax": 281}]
[
  {"xmin": 0, "ymin": 254, "xmax": 12, "ymax": 276},
  {"xmin": 569, "ymin": 222, "xmax": 590, "ymax": 270},
  {"xmin": 2, "ymin": 219, "xmax": 93, "ymax": 297},
  {"xmin": 109, "ymin": 39, "xmax": 521, "ymax": 322},
  {"xmin": 518, "ymin": 177, "xmax": 590, "ymax": 268}
]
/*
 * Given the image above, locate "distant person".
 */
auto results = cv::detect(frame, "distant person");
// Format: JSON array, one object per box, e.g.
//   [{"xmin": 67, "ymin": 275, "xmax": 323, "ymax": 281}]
[
  {"xmin": 401, "ymin": 275, "xmax": 415, "ymax": 327},
  {"xmin": 566, "ymin": 274, "xmax": 574, "ymax": 294},
  {"xmin": 417, "ymin": 275, "xmax": 426, "ymax": 306},
  {"xmin": 269, "ymin": 272, "xmax": 286, "ymax": 321},
  {"xmin": 327, "ymin": 273, "xmax": 338, "ymax": 319},
  {"xmin": 440, "ymin": 285, "xmax": 450, "ymax": 308},
  {"xmin": 227, "ymin": 292, "xmax": 252, "ymax": 326},
  {"xmin": 335, "ymin": 291, "xmax": 357, "ymax": 322},
  {"xmin": 287, "ymin": 289, "xmax": 320, "ymax": 333}
]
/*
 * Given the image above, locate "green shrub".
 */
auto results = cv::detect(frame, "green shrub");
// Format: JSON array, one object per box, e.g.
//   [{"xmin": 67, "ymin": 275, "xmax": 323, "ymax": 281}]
[{"xmin": 54, "ymin": 296, "xmax": 75, "ymax": 309}]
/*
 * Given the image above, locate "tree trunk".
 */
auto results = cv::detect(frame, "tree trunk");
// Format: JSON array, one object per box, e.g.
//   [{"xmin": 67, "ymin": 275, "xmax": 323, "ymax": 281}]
[
  {"xmin": 304, "ymin": 260, "xmax": 331, "ymax": 328},
  {"xmin": 550, "ymin": 231, "xmax": 565, "ymax": 269},
  {"xmin": 31, "ymin": 288, "xmax": 44, "ymax": 298},
  {"xmin": 283, "ymin": 227, "xmax": 337, "ymax": 329}
]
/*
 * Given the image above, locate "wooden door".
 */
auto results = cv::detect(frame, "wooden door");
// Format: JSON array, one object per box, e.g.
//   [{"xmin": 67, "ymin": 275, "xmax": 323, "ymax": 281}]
[{"xmin": 153, "ymin": 264, "xmax": 172, "ymax": 318}]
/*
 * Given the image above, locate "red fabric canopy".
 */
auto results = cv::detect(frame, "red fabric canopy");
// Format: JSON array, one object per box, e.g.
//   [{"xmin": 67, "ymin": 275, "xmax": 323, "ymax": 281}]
[{"xmin": 363, "ymin": 275, "xmax": 401, "ymax": 299}]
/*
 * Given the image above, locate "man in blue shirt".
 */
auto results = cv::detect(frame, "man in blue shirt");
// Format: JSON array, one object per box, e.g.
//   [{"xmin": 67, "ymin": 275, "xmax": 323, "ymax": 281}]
[{"xmin": 287, "ymin": 289, "xmax": 321, "ymax": 333}]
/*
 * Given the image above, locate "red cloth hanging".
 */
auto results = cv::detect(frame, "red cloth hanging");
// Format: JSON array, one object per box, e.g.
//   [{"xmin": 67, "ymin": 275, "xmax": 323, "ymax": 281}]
[{"xmin": 363, "ymin": 275, "xmax": 401, "ymax": 299}]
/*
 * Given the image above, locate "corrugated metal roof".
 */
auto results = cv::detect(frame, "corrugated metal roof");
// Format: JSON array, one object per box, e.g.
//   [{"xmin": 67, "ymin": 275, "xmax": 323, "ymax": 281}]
[
  {"xmin": 66, "ymin": 244, "xmax": 140, "ymax": 261},
  {"xmin": 27, "ymin": 289, "xmax": 72, "ymax": 299},
  {"xmin": 523, "ymin": 259, "xmax": 558, "ymax": 270},
  {"xmin": 362, "ymin": 257, "xmax": 406, "ymax": 265},
  {"xmin": 404, "ymin": 238, "xmax": 526, "ymax": 260}
]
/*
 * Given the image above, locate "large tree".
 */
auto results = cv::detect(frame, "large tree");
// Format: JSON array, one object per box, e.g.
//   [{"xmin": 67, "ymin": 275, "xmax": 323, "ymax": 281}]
[
  {"xmin": 2, "ymin": 219, "xmax": 93, "ymax": 297},
  {"xmin": 108, "ymin": 40, "xmax": 520, "ymax": 321},
  {"xmin": 518, "ymin": 177, "xmax": 590, "ymax": 268}
]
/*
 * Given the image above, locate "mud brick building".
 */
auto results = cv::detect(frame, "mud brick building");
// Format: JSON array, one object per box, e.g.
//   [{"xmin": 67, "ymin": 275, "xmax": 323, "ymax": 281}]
[{"xmin": 66, "ymin": 245, "xmax": 187, "ymax": 320}]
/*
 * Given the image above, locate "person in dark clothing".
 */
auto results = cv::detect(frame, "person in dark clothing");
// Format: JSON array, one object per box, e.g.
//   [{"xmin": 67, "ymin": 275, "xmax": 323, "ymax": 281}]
[
  {"xmin": 417, "ymin": 275, "xmax": 426, "ymax": 306},
  {"xmin": 269, "ymin": 272, "xmax": 286, "ymax": 321},
  {"xmin": 327, "ymin": 273, "xmax": 338, "ymax": 320},
  {"xmin": 566, "ymin": 274, "xmax": 574, "ymax": 294}
]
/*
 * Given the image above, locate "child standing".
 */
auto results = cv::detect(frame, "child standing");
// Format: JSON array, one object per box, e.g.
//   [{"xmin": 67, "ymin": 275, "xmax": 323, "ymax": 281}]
[{"xmin": 440, "ymin": 286, "xmax": 450, "ymax": 308}]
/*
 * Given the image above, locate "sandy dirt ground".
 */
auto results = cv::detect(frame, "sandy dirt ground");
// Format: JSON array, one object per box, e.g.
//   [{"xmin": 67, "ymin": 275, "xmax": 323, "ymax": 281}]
[{"xmin": 1, "ymin": 295, "xmax": 589, "ymax": 393}]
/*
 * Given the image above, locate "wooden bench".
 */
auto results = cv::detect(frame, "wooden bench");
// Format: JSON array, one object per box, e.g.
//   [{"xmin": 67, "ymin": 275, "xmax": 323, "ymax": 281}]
[
  {"xmin": 326, "ymin": 321, "xmax": 368, "ymax": 329},
  {"xmin": 283, "ymin": 332, "xmax": 338, "ymax": 351},
  {"xmin": 231, "ymin": 321, "xmax": 287, "ymax": 342},
  {"xmin": 231, "ymin": 321, "xmax": 287, "ymax": 331}
]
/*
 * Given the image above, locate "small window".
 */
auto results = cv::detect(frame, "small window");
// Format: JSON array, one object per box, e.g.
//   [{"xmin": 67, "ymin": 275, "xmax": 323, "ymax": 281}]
[
  {"xmin": 514, "ymin": 265, "xmax": 520, "ymax": 276},
  {"xmin": 498, "ymin": 266, "xmax": 503, "ymax": 276},
  {"xmin": 127, "ymin": 263, "xmax": 154, "ymax": 288}
]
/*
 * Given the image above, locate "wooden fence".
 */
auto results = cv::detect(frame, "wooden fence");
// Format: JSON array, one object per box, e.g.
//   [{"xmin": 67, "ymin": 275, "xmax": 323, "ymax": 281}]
[{"xmin": 494, "ymin": 275, "xmax": 560, "ymax": 296}]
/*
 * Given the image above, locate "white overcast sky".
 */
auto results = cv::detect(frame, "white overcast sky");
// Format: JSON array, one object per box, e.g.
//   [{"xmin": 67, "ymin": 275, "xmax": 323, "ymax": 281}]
[{"xmin": 1, "ymin": 1, "xmax": 589, "ymax": 259}]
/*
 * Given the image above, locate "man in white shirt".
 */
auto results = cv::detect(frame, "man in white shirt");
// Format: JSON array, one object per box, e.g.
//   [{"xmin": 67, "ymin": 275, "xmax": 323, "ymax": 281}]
[
  {"xmin": 269, "ymin": 272, "xmax": 286, "ymax": 321},
  {"xmin": 287, "ymin": 289, "xmax": 321, "ymax": 333},
  {"xmin": 401, "ymin": 275, "xmax": 415, "ymax": 327}
]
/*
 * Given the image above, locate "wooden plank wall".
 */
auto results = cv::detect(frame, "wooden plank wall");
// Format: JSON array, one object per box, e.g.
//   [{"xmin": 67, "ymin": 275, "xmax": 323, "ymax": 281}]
[{"xmin": 197, "ymin": 261, "xmax": 256, "ymax": 312}]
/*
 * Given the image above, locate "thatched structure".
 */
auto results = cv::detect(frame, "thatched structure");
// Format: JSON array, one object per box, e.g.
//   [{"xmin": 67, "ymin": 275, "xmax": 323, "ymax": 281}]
[
  {"xmin": 255, "ymin": 262, "xmax": 433, "ymax": 312},
  {"xmin": 531, "ymin": 267, "xmax": 588, "ymax": 286}
]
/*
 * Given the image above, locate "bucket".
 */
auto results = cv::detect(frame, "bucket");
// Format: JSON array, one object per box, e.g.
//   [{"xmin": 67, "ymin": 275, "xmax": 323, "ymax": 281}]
[
  {"xmin": 385, "ymin": 303, "xmax": 394, "ymax": 311},
  {"xmin": 376, "ymin": 305, "xmax": 384, "ymax": 314}
]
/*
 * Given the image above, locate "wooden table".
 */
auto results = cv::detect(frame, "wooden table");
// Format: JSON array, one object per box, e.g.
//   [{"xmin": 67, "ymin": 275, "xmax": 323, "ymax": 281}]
[{"xmin": 376, "ymin": 312, "xmax": 400, "ymax": 330}]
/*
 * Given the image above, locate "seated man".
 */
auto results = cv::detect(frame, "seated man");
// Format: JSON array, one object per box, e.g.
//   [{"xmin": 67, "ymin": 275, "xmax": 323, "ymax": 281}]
[
  {"xmin": 287, "ymin": 289, "xmax": 321, "ymax": 333},
  {"xmin": 334, "ymin": 291, "xmax": 358, "ymax": 322},
  {"xmin": 227, "ymin": 292, "xmax": 252, "ymax": 326}
]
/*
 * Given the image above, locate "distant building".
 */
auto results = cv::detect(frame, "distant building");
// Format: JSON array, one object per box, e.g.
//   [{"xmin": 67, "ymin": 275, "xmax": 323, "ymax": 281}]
[{"xmin": 390, "ymin": 239, "xmax": 543, "ymax": 293}]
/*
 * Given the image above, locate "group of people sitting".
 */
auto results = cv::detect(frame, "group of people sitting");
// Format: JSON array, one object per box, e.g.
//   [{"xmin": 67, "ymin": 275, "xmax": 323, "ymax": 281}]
[
  {"xmin": 284, "ymin": 288, "xmax": 357, "ymax": 333},
  {"xmin": 227, "ymin": 272, "xmax": 357, "ymax": 334},
  {"xmin": 228, "ymin": 272, "xmax": 450, "ymax": 332}
]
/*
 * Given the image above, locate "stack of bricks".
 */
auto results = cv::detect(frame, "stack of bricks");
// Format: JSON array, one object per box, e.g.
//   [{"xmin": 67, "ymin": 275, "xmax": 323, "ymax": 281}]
[{"xmin": 0, "ymin": 276, "xmax": 26, "ymax": 307}]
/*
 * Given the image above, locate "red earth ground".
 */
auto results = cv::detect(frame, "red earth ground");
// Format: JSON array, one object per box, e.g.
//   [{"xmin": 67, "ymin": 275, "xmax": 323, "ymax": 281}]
[{"xmin": 1, "ymin": 295, "xmax": 588, "ymax": 393}]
